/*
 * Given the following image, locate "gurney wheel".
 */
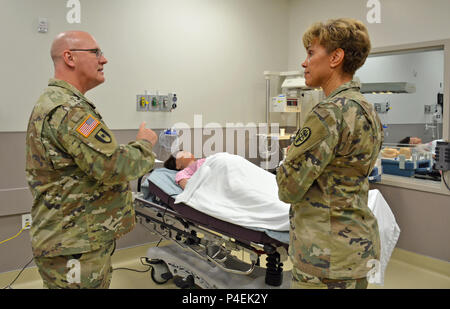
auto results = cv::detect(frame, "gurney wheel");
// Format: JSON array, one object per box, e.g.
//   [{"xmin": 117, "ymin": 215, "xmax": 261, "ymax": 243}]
[
  {"xmin": 173, "ymin": 275, "xmax": 195, "ymax": 289},
  {"xmin": 150, "ymin": 260, "xmax": 172, "ymax": 285}
]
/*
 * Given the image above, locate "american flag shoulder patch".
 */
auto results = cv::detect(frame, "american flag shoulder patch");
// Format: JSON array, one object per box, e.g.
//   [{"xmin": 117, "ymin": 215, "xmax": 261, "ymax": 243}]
[{"xmin": 76, "ymin": 114, "xmax": 100, "ymax": 138}]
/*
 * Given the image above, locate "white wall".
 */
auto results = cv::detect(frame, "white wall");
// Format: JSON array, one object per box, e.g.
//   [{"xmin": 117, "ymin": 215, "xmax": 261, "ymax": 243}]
[
  {"xmin": 0, "ymin": 0, "xmax": 289, "ymax": 131},
  {"xmin": 288, "ymin": 0, "xmax": 450, "ymax": 70},
  {"xmin": 3, "ymin": 0, "xmax": 450, "ymax": 132}
]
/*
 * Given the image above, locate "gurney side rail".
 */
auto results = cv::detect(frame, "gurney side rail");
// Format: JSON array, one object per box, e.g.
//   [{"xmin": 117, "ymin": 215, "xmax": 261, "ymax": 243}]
[{"xmin": 135, "ymin": 199, "xmax": 258, "ymax": 276}]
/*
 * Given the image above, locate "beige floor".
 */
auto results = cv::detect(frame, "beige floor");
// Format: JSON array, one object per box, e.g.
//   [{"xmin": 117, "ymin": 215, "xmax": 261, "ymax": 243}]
[{"xmin": 1, "ymin": 241, "xmax": 449, "ymax": 289}]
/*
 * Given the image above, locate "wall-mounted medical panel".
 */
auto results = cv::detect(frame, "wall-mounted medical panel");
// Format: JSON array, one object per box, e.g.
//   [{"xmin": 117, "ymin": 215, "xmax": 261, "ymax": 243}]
[{"xmin": 136, "ymin": 92, "xmax": 178, "ymax": 112}]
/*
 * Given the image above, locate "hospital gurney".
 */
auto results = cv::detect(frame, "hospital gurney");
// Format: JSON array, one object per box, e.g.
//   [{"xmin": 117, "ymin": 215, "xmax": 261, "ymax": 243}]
[
  {"xmin": 134, "ymin": 153, "xmax": 400, "ymax": 288},
  {"xmin": 134, "ymin": 174, "xmax": 291, "ymax": 289}
]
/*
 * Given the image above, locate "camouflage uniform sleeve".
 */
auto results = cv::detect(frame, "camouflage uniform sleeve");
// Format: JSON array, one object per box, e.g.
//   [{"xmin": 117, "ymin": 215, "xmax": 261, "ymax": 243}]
[
  {"xmin": 276, "ymin": 104, "xmax": 341, "ymax": 203},
  {"xmin": 49, "ymin": 106, "xmax": 155, "ymax": 185}
]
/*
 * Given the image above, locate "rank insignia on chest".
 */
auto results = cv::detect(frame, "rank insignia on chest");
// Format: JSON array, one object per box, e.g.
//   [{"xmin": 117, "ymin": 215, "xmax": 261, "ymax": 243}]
[
  {"xmin": 76, "ymin": 115, "xmax": 100, "ymax": 138},
  {"xmin": 294, "ymin": 127, "xmax": 311, "ymax": 147}
]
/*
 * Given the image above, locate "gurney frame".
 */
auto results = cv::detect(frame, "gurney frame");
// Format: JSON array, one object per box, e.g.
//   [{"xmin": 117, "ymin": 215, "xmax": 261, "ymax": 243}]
[{"xmin": 134, "ymin": 191, "xmax": 289, "ymax": 288}]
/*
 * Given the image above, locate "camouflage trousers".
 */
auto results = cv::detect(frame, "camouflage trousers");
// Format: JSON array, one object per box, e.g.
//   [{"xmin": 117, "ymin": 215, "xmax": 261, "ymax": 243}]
[
  {"xmin": 291, "ymin": 266, "xmax": 368, "ymax": 289},
  {"xmin": 34, "ymin": 240, "xmax": 116, "ymax": 289}
]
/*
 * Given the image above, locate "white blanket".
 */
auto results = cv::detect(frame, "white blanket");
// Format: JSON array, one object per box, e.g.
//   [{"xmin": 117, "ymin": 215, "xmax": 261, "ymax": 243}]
[
  {"xmin": 175, "ymin": 152, "xmax": 290, "ymax": 231},
  {"xmin": 367, "ymin": 188, "xmax": 401, "ymax": 285},
  {"xmin": 175, "ymin": 152, "xmax": 400, "ymax": 285}
]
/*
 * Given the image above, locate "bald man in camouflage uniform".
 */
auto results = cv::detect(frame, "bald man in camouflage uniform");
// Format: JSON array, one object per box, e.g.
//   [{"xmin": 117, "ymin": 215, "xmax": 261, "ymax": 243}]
[
  {"xmin": 26, "ymin": 31, "xmax": 157, "ymax": 288},
  {"xmin": 277, "ymin": 19, "xmax": 383, "ymax": 289}
]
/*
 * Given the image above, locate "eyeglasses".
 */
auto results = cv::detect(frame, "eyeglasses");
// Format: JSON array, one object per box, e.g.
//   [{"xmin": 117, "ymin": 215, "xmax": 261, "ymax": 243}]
[{"xmin": 69, "ymin": 48, "xmax": 104, "ymax": 58}]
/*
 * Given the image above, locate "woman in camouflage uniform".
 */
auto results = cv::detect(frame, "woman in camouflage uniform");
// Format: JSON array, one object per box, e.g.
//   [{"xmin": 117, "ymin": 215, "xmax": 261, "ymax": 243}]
[{"xmin": 277, "ymin": 18, "xmax": 384, "ymax": 289}]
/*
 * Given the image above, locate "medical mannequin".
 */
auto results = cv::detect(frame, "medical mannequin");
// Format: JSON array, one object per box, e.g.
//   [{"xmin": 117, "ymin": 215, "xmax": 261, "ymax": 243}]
[
  {"xmin": 398, "ymin": 136, "xmax": 422, "ymax": 145},
  {"xmin": 164, "ymin": 151, "xmax": 206, "ymax": 189}
]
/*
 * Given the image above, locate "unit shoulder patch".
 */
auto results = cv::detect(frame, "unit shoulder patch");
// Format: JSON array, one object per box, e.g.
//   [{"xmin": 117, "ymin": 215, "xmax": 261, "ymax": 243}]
[
  {"xmin": 95, "ymin": 128, "xmax": 112, "ymax": 144},
  {"xmin": 294, "ymin": 127, "xmax": 311, "ymax": 147}
]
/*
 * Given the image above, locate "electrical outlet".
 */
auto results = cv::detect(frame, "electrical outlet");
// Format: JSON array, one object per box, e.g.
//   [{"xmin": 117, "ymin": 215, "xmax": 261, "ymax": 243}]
[
  {"xmin": 22, "ymin": 214, "xmax": 32, "ymax": 230},
  {"xmin": 425, "ymin": 104, "xmax": 438, "ymax": 114},
  {"xmin": 374, "ymin": 102, "xmax": 390, "ymax": 113}
]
